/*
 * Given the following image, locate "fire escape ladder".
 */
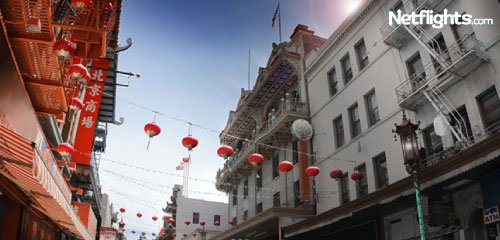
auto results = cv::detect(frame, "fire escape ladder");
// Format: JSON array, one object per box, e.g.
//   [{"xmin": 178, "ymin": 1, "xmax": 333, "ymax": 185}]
[
  {"xmin": 403, "ymin": 24, "xmax": 448, "ymax": 68},
  {"xmin": 422, "ymin": 86, "xmax": 469, "ymax": 146}
]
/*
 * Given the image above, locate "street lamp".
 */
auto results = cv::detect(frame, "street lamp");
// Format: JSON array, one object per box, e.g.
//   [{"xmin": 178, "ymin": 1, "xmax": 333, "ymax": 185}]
[{"xmin": 393, "ymin": 111, "xmax": 426, "ymax": 240}]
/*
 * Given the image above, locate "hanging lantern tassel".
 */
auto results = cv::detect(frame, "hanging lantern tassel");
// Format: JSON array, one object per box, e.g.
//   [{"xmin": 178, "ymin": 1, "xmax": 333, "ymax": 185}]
[{"xmin": 144, "ymin": 122, "xmax": 161, "ymax": 150}]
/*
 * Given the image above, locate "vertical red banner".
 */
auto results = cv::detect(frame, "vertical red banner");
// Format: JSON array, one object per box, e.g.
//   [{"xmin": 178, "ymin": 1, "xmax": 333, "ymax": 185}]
[{"xmin": 72, "ymin": 58, "xmax": 110, "ymax": 165}]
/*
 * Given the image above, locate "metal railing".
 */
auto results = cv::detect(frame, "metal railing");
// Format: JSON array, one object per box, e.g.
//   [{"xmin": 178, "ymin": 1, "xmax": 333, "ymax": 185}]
[
  {"xmin": 257, "ymin": 98, "xmax": 306, "ymax": 136},
  {"xmin": 395, "ymin": 34, "xmax": 487, "ymax": 103},
  {"xmin": 421, "ymin": 119, "xmax": 500, "ymax": 169}
]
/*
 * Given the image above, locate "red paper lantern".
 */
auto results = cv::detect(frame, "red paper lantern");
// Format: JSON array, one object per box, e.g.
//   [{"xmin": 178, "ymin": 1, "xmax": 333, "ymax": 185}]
[
  {"xmin": 351, "ymin": 170, "xmax": 364, "ymax": 181},
  {"xmin": 192, "ymin": 233, "xmax": 197, "ymax": 236},
  {"xmin": 330, "ymin": 169, "xmax": 343, "ymax": 179},
  {"xmin": 217, "ymin": 145, "xmax": 234, "ymax": 159},
  {"xmin": 229, "ymin": 220, "xmax": 236, "ymax": 225},
  {"xmin": 136, "ymin": 212, "xmax": 142, "ymax": 218},
  {"xmin": 199, "ymin": 220, "xmax": 206, "ymax": 226},
  {"xmin": 152, "ymin": 233, "xmax": 156, "ymax": 236},
  {"xmin": 144, "ymin": 122, "xmax": 161, "ymax": 138},
  {"xmin": 248, "ymin": 153, "xmax": 264, "ymax": 166},
  {"xmin": 53, "ymin": 39, "xmax": 77, "ymax": 60},
  {"xmin": 168, "ymin": 218, "xmax": 175, "ymax": 223},
  {"xmin": 184, "ymin": 220, "xmax": 191, "ymax": 226},
  {"xmin": 214, "ymin": 220, "xmax": 220, "ymax": 226},
  {"xmin": 183, "ymin": 233, "xmax": 187, "ymax": 237},
  {"xmin": 182, "ymin": 135, "xmax": 198, "ymax": 151},
  {"xmin": 71, "ymin": 0, "xmax": 93, "ymax": 11},
  {"xmin": 57, "ymin": 143, "xmax": 75, "ymax": 160},
  {"xmin": 172, "ymin": 233, "xmax": 177, "ymax": 237},
  {"xmin": 131, "ymin": 230, "xmax": 136, "ymax": 234},
  {"xmin": 152, "ymin": 216, "xmax": 158, "ymax": 221},
  {"xmin": 119, "ymin": 207, "xmax": 125, "ymax": 213},
  {"xmin": 278, "ymin": 161, "xmax": 294, "ymax": 172},
  {"xmin": 67, "ymin": 64, "xmax": 91, "ymax": 84},
  {"xmin": 142, "ymin": 232, "xmax": 146, "ymax": 236},
  {"xmin": 182, "ymin": 157, "xmax": 190, "ymax": 163},
  {"xmin": 163, "ymin": 215, "xmax": 171, "ymax": 220},
  {"xmin": 305, "ymin": 166, "xmax": 320, "ymax": 177}
]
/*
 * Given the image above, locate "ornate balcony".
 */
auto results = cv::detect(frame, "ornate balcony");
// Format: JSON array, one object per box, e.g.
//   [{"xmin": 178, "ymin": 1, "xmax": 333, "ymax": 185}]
[
  {"xmin": 256, "ymin": 98, "xmax": 307, "ymax": 146},
  {"xmin": 215, "ymin": 141, "xmax": 255, "ymax": 192},
  {"xmin": 395, "ymin": 34, "xmax": 489, "ymax": 110}
]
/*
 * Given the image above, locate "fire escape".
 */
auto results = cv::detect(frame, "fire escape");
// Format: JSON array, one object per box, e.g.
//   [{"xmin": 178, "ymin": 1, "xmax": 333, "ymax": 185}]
[{"xmin": 380, "ymin": 0, "xmax": 489, "ymax": 149}]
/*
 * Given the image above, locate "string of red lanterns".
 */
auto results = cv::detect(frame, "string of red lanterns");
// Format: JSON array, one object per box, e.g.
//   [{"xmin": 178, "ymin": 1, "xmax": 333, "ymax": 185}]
[{"xmin": 53, "ymin": 39, "xmax": 77, "ymax": 60}]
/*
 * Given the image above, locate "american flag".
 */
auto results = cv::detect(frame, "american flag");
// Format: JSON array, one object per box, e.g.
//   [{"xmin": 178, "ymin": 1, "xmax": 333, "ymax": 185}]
[
  {"xmin": 271, "ymin": 3, "xmax": 280, "ymax": 28},
  {"xmin": 176, "ymin": 163, "xmax": 184, "ymax": 171}
]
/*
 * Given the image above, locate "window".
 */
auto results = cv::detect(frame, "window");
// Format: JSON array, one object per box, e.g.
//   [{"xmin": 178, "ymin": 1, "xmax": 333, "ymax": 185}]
[
  {"xmin": 193, "ymin": 212, "xmax": 200, "ymax": 224},
  {"xmin": 392, "ymin": 1, "xmax": 405, "ymax": 13},
  {"xmin": 355, "ymin": 39, "xmax": 369, "ymax": 70},
  {"xmin": 450, "ymin": 106, "xmax": 473, "ymax": 143},
  {"xmin": 355, "ymin": 163, "xmax": 368, "ymax": 197},
  {"xmin": 243, "ymin": 179, "xmax": 248, "ymax": 198},
  {"xmin": 365, "ymin": 90, "xmax": 380, "ymax": 126},
  {"xmin": 373, "ymin": 153, "xmax": 389, "ymax": 189},
  {"xmin": 256, "ymin": 203, "xmax": 263, "ymax": 214},
  {"xmin": 341, "ymin": 54, "xmax": 353, "ymax": 84},
  {"xmin": 422, "ymin": 125, "xmax": 443, "ymax": 160},
  {"xmin": 243, "ymin": 210, "xmax": 248, "ymax": 221},
  {"xmin": 256, "ymin": 167, "xmax": 263, "ymax": 188},
  {"xmin": 328, "ymin": 68, "xmax": 338, "ymax": 96},
  {"xmin": 273, "ymin": 192, "xmax": 280, "ymax": 207},
  {"xmin": 292, "ymin": 140, "xmax": 299, "ymax": 164},
  {"xmin": 272, "ymin": 154, "xmax": 279, "ymax": 178},
  {"xmin": 349, "ymin": 103, "xmax": 361, "ymax": 138},
  {"xmin": 407, "ymin": 53, "xmax": 426, "ymax": 88},
  {"xmin": 214, "ymin": 215, "xmax": 221, "ymax": 224},
  {"xmin": 294, "ymin": 180, "xmax": 301, "ymax": 207},
  {"xmin": 430, "ymin": 35, "xmax": 451, "ymax": 75},
  {"xmin": 232, "ymin": 189, "xmax": 237, "ymax": 206},
  {"xmin": 339, "ymin": 173, "xmax": 350, "ymax": 204},
  {"xmin": 477, "ymin": 87, "xmax": 500, "ymax": 130},
  {"xmin": 334, "ymin": 116, "xmax": 345, "ymax": 148},
  {"xmin": 452, "ymin": 13, "xmax": 475, "ymax": 49}
]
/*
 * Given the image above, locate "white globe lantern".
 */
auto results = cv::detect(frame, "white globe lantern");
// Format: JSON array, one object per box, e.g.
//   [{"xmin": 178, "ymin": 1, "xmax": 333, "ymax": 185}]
[{"xmin": 291, "ymin": 119, "xmax": 313, "ymax": 141}]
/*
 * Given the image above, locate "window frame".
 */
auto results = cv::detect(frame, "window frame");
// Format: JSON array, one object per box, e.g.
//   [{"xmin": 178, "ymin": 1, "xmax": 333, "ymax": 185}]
[
  {"xmin": 348, "ymin": 103, "xmax": 361, "ymax": 138},
  {"xmin": 256, "ymin": 166, "xmax": 263, "ymax": 188},
  {"xmin": 355, "ymin": 163, "xmax": 368, "ymax": 198},
  {"xmin": 273, "ymin": 192, "xmax": 281, "ymax": 207},
  {"xmin": 339, "ymin": 173, "xmax": 350, "ymax": 204},
  {"xmin": 365, "ymin": 90, "xmax": 380, "ymax": 126},
  {"xmin": 373, "ymin": 152, "xmax": 389, "ymax": 189},
  {"xmin": 333, "ymin": 115, "xmax": 345, "ymax": 148},
  {"xmin": 477, "ymin": 87, "xmax": 500, "ymax": 130},
  {"xmin": 272, "ymin": 154, "xmax": 280, "ymax": 179},
  {"xmin": 292, "ymin": 140, "xmax": 299, "ymax": 164},
  {"xmin": 243, "ymin": 178, "xmax": 248, "ymax": 198},
  {"xmin": 341, "ymin": 54, "xmax": 353, "ymax": 84},
  {"xmin": 193, "ymin": 212, "xmax": 200, "ymax": 224},
  {"xmin": 355, "ymin": 39, "xmax": 369, "ymax": 70},
  {"xmin": 214, "ymin": 215, "xmax": 221, "ymax": 224},
  {"xmin": 232, "ymin": 189, "xmax": 238, "ymax": 206},
  {"xmin": 256, "ymin": 202, "xmax": 263, "ymax": 214},
  {"xmin": 327, "ymin": 67, "xmax": 338, "ymax": 96}
]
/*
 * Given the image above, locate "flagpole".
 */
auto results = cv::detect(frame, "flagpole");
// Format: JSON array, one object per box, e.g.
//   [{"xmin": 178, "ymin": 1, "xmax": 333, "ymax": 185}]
[
  {"xmin": 278, "ymin": 3, "xmax": 282, "ymax": 43},
  {"xmin": 248, "ymin": 49, "xmax": 251, "ymax": 90}
]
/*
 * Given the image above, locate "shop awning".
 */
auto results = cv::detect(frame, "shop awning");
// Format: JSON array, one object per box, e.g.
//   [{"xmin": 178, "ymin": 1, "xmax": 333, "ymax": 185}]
[{"xmin": 0, "ymin": 126, "xmax": 93, "ymax": 240}]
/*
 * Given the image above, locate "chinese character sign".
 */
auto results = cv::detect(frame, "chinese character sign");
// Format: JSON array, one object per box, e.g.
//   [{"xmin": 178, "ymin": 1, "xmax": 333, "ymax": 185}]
[{"xmin": 72, "ymin": 58, "xmax": 110, "ymax": 165}]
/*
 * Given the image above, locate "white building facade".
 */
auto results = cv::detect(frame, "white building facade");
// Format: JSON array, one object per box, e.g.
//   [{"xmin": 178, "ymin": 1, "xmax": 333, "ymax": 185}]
[
  {"xmin": 285, "ymin": 0, "xmax": 500, "ymax": 239},
  {"xmin": 163, "ymin": 185, "xmax": 229, "ymax": 240}
]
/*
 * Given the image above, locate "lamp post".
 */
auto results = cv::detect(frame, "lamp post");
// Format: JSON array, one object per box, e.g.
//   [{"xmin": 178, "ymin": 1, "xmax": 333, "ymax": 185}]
[{"xmin": 393, "ymin": 111, "xmax": 426, "ymax": 240}]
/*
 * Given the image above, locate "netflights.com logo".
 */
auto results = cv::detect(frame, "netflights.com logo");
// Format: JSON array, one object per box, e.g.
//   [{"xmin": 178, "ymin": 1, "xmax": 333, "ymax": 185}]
[{"xmin": 389, "ymin": 9, "xmax": 494, "ymax": 29}]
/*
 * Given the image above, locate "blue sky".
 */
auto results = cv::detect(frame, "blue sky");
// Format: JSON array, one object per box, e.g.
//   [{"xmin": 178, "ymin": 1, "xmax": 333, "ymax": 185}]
[{"xmin": 99, "ymin": 0, "xmax": 362, "ymax": 236}]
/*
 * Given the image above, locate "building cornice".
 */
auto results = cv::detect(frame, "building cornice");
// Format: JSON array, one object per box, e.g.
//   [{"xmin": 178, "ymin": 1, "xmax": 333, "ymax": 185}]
[{"xmin": 304, "ymin": 0, "xmax": 380, "ymax": 79}]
